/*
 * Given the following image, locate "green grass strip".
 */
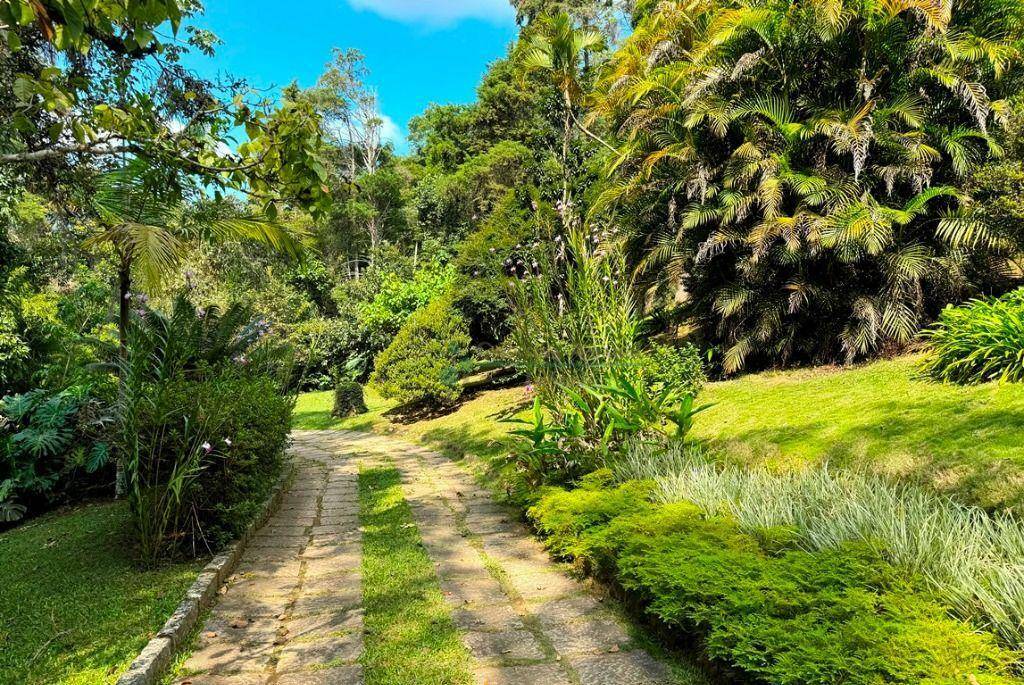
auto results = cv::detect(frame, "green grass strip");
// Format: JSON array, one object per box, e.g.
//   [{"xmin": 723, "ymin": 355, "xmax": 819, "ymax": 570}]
[
  {"xmin": 358, "ymin": 464, "xmax": 473, "ymax": 685},
  {"xmin": 0, "ymin": 502, "xmax": 201, "ymax": 685}
]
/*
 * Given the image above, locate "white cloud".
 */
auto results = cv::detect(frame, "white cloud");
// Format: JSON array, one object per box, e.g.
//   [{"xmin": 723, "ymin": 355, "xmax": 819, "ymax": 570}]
[
  {"xmin": 378, "ymin": 113, "xmax": 405, "ymax": 149},
  {"xmin": 346, "ymin": 0, "xmax": 514, "ymax": 26}
]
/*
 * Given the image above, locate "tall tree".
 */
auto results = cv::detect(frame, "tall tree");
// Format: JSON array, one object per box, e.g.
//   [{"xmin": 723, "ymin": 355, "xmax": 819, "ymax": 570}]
[{"xmin": 521, "ymin": 12, "xmax": 607, "ymax": 220}]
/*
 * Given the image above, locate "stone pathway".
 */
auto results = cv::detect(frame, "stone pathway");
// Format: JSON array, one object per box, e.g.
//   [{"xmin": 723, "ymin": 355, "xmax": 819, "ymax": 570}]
[
  {"xmin": 175, "ymin": 439, "xmax": 363, "ymax": 685},
  {"xmin": 175, "ymin": 429, "xmax": 676, "ymax": 685}
]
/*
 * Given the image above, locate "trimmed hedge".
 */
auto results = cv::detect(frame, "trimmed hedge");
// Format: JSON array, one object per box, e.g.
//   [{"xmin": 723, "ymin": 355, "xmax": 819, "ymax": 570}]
[
  {"xmin": 333, "ymin": 380, "xmax": 368, "ymax": 417},
  {"xmin": 370, "ymin": 297, "xmax": 471, "ymax": 407},
  {"xmin": 528, "ymin": 476, "xmax": 1021, "ymax": 685}
]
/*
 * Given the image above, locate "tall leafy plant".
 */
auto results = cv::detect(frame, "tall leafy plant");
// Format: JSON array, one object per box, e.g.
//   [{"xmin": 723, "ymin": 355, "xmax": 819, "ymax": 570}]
[
  {"xmin": 594, "ymin": 0, "xmax": 1024, "ymax": 372},
  {"xmin": 508, "ymin": 226, "xmax": 640, "ymax": 401},
  {"xmin": 113, "ymin": 296, "xmax": 288, "ymax": 561}
]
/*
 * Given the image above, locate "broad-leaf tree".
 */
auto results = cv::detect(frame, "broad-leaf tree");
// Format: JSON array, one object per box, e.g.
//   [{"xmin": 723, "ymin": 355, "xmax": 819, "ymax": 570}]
[{"xmin": 0, "ymin": 0, "xmax": 331, "ymax": 215}]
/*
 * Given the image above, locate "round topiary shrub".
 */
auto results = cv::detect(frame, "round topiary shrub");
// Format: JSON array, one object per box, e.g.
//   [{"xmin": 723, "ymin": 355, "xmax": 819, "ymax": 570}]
[
  {"xmin": 370, "ymin": 297, "xmax": 472, "ymax": 407},
  {"xmin": 332, "ymin": 380, "xmax": 368, "ymax": 417}
]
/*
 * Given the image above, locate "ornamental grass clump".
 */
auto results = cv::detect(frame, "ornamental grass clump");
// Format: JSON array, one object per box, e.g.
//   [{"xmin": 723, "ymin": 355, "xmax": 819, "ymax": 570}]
[
  {"xmin": 508, "ymin": 226, "xmax": 639, "ymax": 402},
  {"xmin": 921, "ymin": 288, "xmax": 1024, "ymax": 384},
  {"xmin": 617, "ymin": 442, "xmax": 1024, "ymax": 649}
]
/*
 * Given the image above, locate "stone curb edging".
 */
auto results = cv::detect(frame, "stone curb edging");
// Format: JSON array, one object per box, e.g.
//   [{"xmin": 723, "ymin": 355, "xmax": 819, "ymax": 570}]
[{"xmin": 115, "ymin": 462, "xmax": 297, "ymax": 685}]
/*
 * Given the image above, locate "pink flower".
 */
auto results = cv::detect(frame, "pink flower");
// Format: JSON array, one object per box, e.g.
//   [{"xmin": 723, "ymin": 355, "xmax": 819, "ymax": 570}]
[{"xmin": 201, "ymin": 442, "xmax": 212, "ymax": 453}]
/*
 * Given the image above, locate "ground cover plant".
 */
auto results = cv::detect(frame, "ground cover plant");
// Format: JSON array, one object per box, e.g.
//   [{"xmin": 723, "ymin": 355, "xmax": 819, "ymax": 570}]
[
  {"xmin": 0, "ymin": 502, "xmax": 201, "ymax": 685},
  {"xmin": 358, "ymin": 464, "xmax": 473, "ymax": 684},
  {"xmin": 528, "ymin": 477, "xmax": 1023, "ymax": 685},
  {"xmin": 619, "ymin": 442, "xmax": 1024, "ymax": 649}
]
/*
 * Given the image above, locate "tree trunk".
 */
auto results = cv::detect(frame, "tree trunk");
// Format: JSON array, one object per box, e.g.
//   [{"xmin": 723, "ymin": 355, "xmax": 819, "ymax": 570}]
[
  {"xmin": 562, "ymin": 97, "xmax": 572, "ymax": 224},
  {"xmin": 114, "ymin": 252, "xmax": 131, "ymax": 499}
]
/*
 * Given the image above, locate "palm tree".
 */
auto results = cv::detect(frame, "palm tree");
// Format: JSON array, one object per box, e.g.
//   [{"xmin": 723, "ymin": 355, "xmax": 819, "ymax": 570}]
[
  {"xmin": 592, "ymin": 0, "xmax": 1024, "ymax": 372},
  {"xmin": 84, "ymin": 160, "xmax": 305, "ymax": 495},
  {"xmin": 86, "ymin": 160, "xmax": 304, "ymax": 360},
  {"xmin": 521, "ymin": 12, "xmax": 609, "ymax": 217}
]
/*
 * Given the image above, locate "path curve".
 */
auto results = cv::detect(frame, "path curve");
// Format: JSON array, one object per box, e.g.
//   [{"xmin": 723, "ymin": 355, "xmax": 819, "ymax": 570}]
[{"xmin": 174, "ymin": 430, "xmax": 677, "ymax": 685}]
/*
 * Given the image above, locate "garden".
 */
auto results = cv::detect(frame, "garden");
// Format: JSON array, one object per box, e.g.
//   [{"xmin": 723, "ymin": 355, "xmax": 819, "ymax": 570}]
[{"xmin": 3, "ymin": 0, "xmax": 1024, "ymax": 683}]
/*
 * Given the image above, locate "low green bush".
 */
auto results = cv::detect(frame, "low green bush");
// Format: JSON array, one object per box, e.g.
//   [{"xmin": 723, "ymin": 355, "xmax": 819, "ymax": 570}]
[
  {"xmin": 333, "ymin": 380, "xmax": 368, "ymax": 418},
  {"xmin": 618, "ymin": 442, "xmax": 1024, "ymax": 649},
  {"xmin": 370, "ymin": 297, "xmax": 471, "ymax": 407},
  {"xmin": 115, "ymin": 297, "xmax": 294, "ymax": 561},
  {"xmin": 528, "ymin": 481, "xmax": 1021, "ymax": 685},
  {"xmin": 921, "ymin": 288, "xmax": 1024, "ymax": 384},
  {"xmin": 636, "ymin": 343, "xmax": 706, "ymax": 397},
  {"xmin": 505, "ymin": 368, "xmax": 710, "ymax": 485}
]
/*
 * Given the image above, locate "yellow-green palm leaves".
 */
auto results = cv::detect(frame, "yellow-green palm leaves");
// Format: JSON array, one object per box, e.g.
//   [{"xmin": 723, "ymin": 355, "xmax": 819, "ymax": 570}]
[
  {"xmin": 86, "ymin": 161, "xmax": 304, "ymax": 292},
  {"xmin": 593, "ymin": 0, "xmax": 1024, "ymax": 372}
]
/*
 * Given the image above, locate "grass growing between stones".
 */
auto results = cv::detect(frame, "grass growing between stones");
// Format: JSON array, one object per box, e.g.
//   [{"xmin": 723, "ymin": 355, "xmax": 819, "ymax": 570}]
[
  {"xmin": 0, "ymin": 502, "xmax": 202, "ymax": 685},
  {"xmin": 358, "ymin": 464, "xmax": 474, "ymax": 685},
  {"xmin": 294, "ymin": 385, "xmax": 525, "ymax": 461}
]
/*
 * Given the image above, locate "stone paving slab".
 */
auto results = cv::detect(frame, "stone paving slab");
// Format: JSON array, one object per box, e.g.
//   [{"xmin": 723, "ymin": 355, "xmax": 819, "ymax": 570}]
[
  {"xmin": 174, "ymin": 443, "xmax": 363, "ymax": 685},
  {"xmin": 291, "ymin": 429, "xmax": 680, "ymax": 685}
]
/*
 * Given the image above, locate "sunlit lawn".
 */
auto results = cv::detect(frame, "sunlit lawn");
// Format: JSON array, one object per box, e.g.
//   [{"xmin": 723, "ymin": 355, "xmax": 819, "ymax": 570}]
[
  {"xmin": 0, "ymin": 502, "xmax": 202, "ymax": 685},
  {"xmin": 297, "ymin": 356, "xmax": 1024, "ymax": 510},
  {"xmin": 293, "ymin": 385, "xmax": 527, "ymax": 461},
  {"xmin": 694, "ymin": 355, "xmax": 1024, "ymax": 509}
]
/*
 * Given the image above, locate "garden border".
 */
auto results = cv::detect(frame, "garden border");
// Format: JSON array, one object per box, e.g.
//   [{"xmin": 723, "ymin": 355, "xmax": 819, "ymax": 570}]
[{"xmin": 115, "ymin": 461, "xmax": 297, "ymax": 685}]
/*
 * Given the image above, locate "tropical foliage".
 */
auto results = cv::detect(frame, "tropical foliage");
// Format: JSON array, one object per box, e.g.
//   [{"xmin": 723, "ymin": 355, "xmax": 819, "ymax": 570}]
[
  {"xmin": 593, "ymin": 0, "xmax": 1024, "ymax": 372},
  {"xmin": 921, "ymin": 287, "xmax": 1024, "ymax": 382}
]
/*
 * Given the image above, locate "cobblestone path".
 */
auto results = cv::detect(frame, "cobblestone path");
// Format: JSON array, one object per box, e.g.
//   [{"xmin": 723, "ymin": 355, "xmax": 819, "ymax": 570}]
[
  {"xmin": 175, "ymin": 429, "xmax": 676, "ymax": 685},
  {"xmin": 175, "ymin": 438, "xmax": 363, "ymax": 685}
]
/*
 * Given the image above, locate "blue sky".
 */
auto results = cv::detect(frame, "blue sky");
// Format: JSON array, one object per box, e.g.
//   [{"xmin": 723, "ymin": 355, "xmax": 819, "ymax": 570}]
[{"xmin": 181, "ymin": 1, "xmax": 519, "ymax": 153}]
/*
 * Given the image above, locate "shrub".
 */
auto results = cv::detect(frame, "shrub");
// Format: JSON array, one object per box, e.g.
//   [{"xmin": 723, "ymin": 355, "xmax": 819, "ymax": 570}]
[
  {"xmin": 635, "ymin": 343, "xmax": 706, "ymax": 397},
  {"xmin": 505, "ymin": 368, "xmax": 711, "ymax": 485},
  {"xmin": 191, "ymin": 374, "xmax": 292, "ymax": 548},
  {"xmin": 528, "ymin": 482, "xmax": 1020, "ymax": 685},
  {"xmin": 333, "ymin": 380, "xmax": 368, "ymax": 418},
  {"xmin": 371, "ymin": 298, "xmax": 472, "ymax": 407},
  {"xmin": 920, "ymin": 288, "xmax": 1024, "ymax": 384},
  {"xmin": 509, "ymin": 227, "xmax": 640, "ymax": 400},
  {"xmin": 115, "ymin": 296, "xmax": 293, "ymax": 561},
  {"xmin": 357, "ymin": 263, "xmax": 455, "ymax": 353},
  {"xmin": 618, "ymin": 442, "xmax": 1024, "ymax": 650},
  {"xmin": 0, "ymin": 385, "xmax": 111, "ymax": 521}
]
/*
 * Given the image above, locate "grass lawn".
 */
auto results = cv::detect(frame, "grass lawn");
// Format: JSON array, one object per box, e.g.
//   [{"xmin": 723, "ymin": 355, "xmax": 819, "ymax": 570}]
[
  {"xmin": 359, "ymin": 464, "xmax": 473, "ymax": 684},
  {"xmin": 0, "ymin": 502, "xmax": 202, "ymax": 685},
  {"xmin": 693, "ymin": 355, "xmax": 1024, "ymax": 509},
  {"xmin": 298, "ymin": 355, "xmax": 1024, "ymax": 510},
  {"xmin": 293, "ymin": 385, "xmax": 525, "ymax": 461}
]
